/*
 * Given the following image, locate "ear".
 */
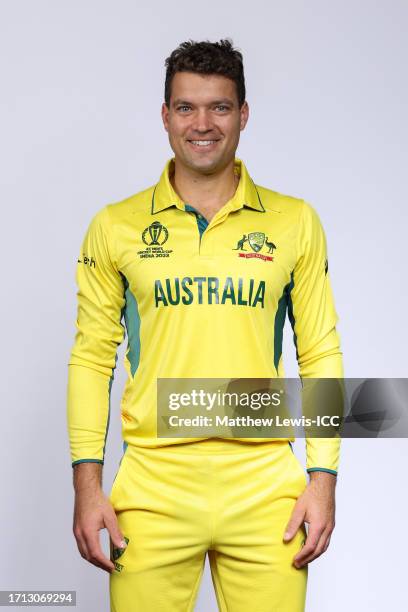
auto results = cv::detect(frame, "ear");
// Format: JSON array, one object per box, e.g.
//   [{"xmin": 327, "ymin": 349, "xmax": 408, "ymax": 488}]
[
  {"xmin": 239, "ymin": 101, "xmax": 249, "ymax": 131},
  {"xmin": 161, "ymin": 102, "xmax": 169, "ymax": 132}
]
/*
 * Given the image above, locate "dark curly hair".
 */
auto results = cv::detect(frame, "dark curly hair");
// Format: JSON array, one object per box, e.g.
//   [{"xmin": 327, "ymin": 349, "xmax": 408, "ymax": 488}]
[{"xmin": 164, "ymin": 38, "xmax": 246, "ymax": 108}]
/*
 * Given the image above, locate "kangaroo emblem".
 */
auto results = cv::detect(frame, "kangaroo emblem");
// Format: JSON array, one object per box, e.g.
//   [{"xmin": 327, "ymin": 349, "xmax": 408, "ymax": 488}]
[{"xmin": 233, "ymin": 234, "xmax": 248, "ymax": 251}]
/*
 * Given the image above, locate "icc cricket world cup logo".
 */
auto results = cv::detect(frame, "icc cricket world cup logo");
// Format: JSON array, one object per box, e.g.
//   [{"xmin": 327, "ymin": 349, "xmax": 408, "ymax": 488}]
[{"xmin": 142, "ymin": 221, "xmax": 169, "ymax": 246}]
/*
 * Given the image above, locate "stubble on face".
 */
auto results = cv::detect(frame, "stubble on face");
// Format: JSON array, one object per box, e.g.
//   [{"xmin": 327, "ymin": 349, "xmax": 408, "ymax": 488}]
[{"xmin": 162, "ymin": 72, "xmax": 248, "ymax": 177}]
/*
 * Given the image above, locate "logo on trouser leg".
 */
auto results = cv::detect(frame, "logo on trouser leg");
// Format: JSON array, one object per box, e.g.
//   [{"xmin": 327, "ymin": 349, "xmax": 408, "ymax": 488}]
[{"xmin": 110, "ymin": 536, "xmax": 129, "ymax": 572}]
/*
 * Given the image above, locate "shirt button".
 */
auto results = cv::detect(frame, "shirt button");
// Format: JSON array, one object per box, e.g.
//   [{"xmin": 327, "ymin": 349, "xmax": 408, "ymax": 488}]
[{"xmin": 197, "ymin": 214, "xmax": 202, "ymax": 219}]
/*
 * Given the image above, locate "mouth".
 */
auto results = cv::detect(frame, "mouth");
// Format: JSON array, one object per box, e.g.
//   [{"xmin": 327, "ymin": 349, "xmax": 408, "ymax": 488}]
[{"xmin": 187, "ymin": 139, "xmax": 220, "ymax": 151}]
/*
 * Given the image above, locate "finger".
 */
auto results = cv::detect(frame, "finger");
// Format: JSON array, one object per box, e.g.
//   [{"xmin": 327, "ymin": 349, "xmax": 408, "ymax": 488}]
[
  {"xmin": 74, "ymin": 531, "xmax": 90, "ymax": 560},
  {"xmin": 87, "ymin": 548, "xmax": 115, "ymax": 573},
  {"xmin": 283, "ymin": 503, "xmax": 306, "ymax": 542},
  {"xmin": 295, "ymin": 526, "xmax": 332, "ymax": 568},
  {"xmin": 323, "ymin": 533, "xmax": 332, "ymax": 553},
  {"xmin": 90, "ymin": 557, "xmax": 115, "ymax": 574},
  {"xmin": 83, "ymin": 530, "xmax": 115, "ymax": 573},
  {"xmin": 73, "ymin": 524, "xmax": 91, "ymax": 560},
  {"xmin": 104, "ymin": 506, "xmax": 127, "ymax": 550},
  {"xmin": 293, "ymin": 523, "xmax": 325, "ymax": 566},
  {"xmin": 298, "ymin": 536, "xmax": 327, "ymax": 566},
  {"xmin": 75, "ymin": 531, "xmax": 112, "ymax": 573}
]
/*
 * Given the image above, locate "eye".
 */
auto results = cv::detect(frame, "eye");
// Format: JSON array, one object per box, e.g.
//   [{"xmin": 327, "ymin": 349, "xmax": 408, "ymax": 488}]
[
  {"xmin": 215, "ymin": 104, "xmax": 229, "ymax": 112},
  {"xmin": 177, "ymin": 105, "xmax": 191, "ymax": 112}
]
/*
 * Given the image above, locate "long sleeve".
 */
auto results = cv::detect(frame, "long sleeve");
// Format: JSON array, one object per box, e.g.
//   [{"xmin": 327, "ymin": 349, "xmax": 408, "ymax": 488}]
[
  {"xmin": 288, "ymin": 200, "xmax": 344, "ymax": 474},
  {"xmin": 67, "ymin": 206, "xmax": 126, "ymax": 467}
]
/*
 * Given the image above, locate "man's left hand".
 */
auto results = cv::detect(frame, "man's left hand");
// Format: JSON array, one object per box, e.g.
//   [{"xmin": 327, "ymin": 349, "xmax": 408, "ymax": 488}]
[{"xmin": 283, "ymin": 471, "xmax": 337, "ymax": 568}]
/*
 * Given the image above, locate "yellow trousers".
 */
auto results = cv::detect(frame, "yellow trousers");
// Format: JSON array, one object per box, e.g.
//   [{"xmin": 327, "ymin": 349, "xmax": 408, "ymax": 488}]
[{"xmin": 109, "ymin": 439, "xmax": 308, "ymax": 611}]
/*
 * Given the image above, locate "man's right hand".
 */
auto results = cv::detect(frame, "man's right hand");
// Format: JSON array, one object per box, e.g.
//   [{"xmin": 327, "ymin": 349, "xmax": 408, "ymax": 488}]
[{"xmin": 72, "ymin": 463, "xmax": 127, "ymax": 574}]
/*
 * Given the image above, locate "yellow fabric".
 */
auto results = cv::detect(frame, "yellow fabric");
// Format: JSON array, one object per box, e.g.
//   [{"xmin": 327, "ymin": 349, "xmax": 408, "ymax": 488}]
[
  {"xmin": 109, "ymin": 439, "xmax": 308, "ymax": 611},
  {"xmin": 67, "ymin": 157, "xmax": 343, "ymax": 472}
]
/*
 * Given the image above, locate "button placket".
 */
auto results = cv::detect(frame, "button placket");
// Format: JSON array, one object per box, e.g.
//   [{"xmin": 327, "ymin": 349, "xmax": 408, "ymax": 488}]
[
  {"xmin": 185, "ymin": 203, "xmax": 237, "ymax": 257},
  {"xmin": 185, "ymin": 204, "xmax": 210, "ymax": 256},
  {"xmin": 201, "ymin": 207, "xmax": 236, "ymax": 254}
]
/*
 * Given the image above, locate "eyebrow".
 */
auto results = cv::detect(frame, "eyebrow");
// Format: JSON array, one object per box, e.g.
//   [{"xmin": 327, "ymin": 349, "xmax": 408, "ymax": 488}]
[{"xmin": 172, "ymin": 98, "xmax": 235, "ymax": 107}]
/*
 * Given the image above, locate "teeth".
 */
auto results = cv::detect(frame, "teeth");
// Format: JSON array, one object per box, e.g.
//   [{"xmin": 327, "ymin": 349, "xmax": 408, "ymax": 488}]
[{"xmin": 190, "ymin": 140, "xmax": 217, "ymax": 146}]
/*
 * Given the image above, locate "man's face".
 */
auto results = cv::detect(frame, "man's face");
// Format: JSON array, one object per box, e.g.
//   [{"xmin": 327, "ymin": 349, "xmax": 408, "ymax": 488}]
[{"xmin": 162, "ymin": 71, "xmax": 249, "ymax": 174}]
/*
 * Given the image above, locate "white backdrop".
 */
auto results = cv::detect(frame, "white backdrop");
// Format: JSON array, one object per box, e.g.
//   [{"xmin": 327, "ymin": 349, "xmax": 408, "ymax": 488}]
[{"xmin": 1, "ymin": 0, "xmax": 407, "ymax": 610}]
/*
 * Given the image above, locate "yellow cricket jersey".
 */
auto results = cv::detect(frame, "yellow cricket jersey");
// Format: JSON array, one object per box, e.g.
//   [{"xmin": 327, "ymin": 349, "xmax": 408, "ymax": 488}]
[{"xmin": 67, "ymin": 157, "xmax": 343, "ymax": 474}]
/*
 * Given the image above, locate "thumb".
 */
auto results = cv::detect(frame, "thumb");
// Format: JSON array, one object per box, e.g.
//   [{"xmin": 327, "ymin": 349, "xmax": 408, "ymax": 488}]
[
  {"xmin": 283, "ymin": 505, "xmax": 305, "ymax": 542},
  {"xmin": 105, "ymin": 510, "xmax": 127, "ymax": 549}
]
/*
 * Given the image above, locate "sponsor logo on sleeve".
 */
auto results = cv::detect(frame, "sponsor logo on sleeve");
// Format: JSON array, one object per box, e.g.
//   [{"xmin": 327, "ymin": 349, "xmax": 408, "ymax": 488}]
[{"xmin": 77, "ymin": 254, "xmax": 96, "ymax": 268}]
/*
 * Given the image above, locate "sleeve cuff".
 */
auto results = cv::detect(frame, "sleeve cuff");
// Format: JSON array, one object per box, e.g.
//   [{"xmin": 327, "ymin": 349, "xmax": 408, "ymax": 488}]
[
  {"xmin": 72, "ymin": 458, "xmax": 104, "ymax": 468},
  {"xmin": 307, "ymin": 467, "xmax": 337, "ymax": 475}
]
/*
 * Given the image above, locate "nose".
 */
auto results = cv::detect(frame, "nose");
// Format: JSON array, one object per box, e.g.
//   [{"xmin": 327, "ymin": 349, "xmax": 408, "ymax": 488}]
[{"xmin": 191, "ymin": 108, "xmax": 214, "ymax": 134}]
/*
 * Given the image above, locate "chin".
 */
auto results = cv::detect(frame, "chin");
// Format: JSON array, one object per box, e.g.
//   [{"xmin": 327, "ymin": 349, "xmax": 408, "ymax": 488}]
[{"xmin": 185, "ymin": 155, "xmax": 223, "ymax": 174}]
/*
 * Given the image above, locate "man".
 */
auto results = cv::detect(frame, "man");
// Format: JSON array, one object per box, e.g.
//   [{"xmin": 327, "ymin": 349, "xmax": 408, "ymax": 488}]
[{"xmin": 67, "ymin": 39, "xmax": 343, "ymax": 611}]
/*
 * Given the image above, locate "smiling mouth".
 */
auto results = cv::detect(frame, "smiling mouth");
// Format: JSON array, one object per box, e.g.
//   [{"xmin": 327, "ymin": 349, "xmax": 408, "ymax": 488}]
[{"xmin": 187, "ymin": 140, "xmax": 220, "ymax": 147}]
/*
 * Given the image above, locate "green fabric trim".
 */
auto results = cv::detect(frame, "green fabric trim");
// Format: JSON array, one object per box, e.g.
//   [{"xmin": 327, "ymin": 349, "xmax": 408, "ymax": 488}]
[
  {"xmin": 286, "ymin": 270, "xmax": 298, "ymax": 360},
  {"xmin": 273, "ymin": 279, "xmax": 290, "ymax": 374},
  {"xmin": 151, "ymin": 185, "xmax": 158, "ymax": 214},
  {"xmin": 72, "ymin": 459, "xmax": 104, "ymax": 467},
  {"xmin": 102, "ymin": 271, "xmax": 136, "ymax": 464},
  {"xmin": 251, "ymin": 183, "xmax": 266, "ymax": 212},
  {"xmin": 185, "ymin": 204, "xmax": 209, "ymax": 240},
  {"xmin": 101, "ymin": 355, "xmax": 117, "ymax": 464},
  {"xmin": 307, "ymin": 467, "xmax": 338, "ymax": 475},
  {"xmin": 121, "ymin": 274, "xmax": 141, "ymax": 378},
  {"xmin": 273, "ymin": 271, "xmax": 297, "ymax": 374},
  {"xmin": 111, "ymin": 442, "xmax": 129, "ymax": 488}
]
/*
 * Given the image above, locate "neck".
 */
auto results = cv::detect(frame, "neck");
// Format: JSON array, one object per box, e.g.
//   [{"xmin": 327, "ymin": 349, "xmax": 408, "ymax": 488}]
[{"xmin": 170, "ymin": 158, "xmax": 240, "ymax": 222}]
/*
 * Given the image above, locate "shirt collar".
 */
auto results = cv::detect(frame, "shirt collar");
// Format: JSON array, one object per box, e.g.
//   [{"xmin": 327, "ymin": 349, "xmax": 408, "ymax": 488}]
[{"xmin": 151, "ymin": 157, "xmax": 266, "ymax": 215}]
